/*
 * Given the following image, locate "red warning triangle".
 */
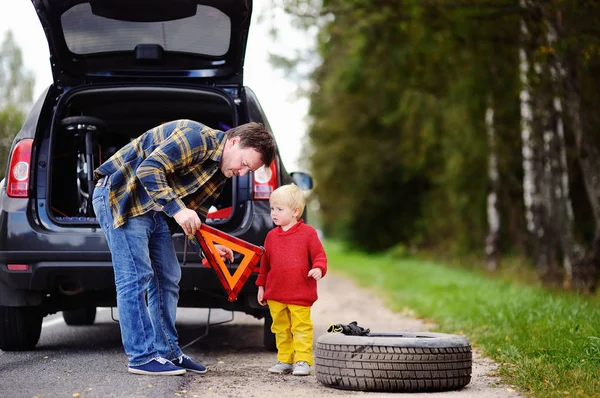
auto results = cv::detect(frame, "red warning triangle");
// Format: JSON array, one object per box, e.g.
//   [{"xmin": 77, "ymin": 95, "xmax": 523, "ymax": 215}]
[{"xmin": 189, "ymin": 224, "xmax": 264, "ymax": 302}]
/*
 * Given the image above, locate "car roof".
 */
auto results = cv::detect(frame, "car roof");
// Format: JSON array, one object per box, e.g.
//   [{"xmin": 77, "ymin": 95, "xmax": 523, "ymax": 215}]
[{"xmin": 31, "ymin": 0, "xmax": 252, "ymax": 86}]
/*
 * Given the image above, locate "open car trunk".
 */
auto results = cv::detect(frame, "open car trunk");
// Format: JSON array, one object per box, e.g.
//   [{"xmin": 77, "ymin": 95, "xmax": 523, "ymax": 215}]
[{"xmin": 47, "ymin": 86, "xmax": 237, "ymax": 225}]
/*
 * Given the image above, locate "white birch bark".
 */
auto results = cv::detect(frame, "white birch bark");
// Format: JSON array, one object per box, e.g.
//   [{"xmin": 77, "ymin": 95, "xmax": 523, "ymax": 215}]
[
  {"xmin": 543, "ymin": 13, "xmax": 586, "ymax": 286},
  {"xmin": 520, "ymin": 1, "xmax": 562, "ymax": 285},
  {"xmin": 485, "ymin": 101, "xmax": 500, "ymax": 271},
  {"xmin": 519, "ymin": 11, "xmax": 537, "ymax": 236}
]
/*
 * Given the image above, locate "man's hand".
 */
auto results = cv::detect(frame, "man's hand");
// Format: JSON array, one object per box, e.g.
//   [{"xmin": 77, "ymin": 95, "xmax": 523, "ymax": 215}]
[
  {"xmin": 173, "ymin": 208, "xmax": 202, "ymax": 235},
  {"xmin": 308, "ymin": 268, "xmax": 323, "ymax": 281},
  {"xmin": 257, "ymin": 286, "xmax": 266, "ymax": 306},
  {"xmin": 214, "ymin": 244, "xmax": 234, "ymax": 262}
]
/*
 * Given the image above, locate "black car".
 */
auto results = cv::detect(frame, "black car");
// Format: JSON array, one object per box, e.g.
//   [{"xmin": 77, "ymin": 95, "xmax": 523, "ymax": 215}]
[{"xmin": 0, "ymin": 0, "xmax": 312, "ymax": 351}]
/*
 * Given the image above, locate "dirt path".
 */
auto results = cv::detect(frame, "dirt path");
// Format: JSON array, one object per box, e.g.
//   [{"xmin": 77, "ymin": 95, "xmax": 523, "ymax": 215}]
[{"xmin": 183, "ymin": 271, "xmax": 522, "ymax": 397}]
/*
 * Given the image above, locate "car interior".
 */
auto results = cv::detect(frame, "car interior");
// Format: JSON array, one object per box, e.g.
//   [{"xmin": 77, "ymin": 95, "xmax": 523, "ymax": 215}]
[{"xmin": 48, "ymin": 87, "xmax": 236, "ymax": 223}]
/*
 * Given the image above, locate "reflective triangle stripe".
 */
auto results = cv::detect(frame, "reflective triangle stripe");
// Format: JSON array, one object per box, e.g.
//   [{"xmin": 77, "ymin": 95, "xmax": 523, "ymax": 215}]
[{"xmin": 189, "ymin": 224, "xmax": 264, "ymax": 302}]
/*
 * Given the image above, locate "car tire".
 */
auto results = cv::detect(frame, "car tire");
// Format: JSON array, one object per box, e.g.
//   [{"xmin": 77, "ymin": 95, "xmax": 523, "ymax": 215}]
[
  {"xmin": 63, "ymin": 307, "xmax": 97, "ymax": 326},
  {"xmin": 263, "ymin": 313, "xmax": 277, "ymax": 352},
  {"xmin": 0, "ymin": 306, "xmax": 43, "ymax": 351},
  {"xmin": 315, "ymin": 331, "xmax": 472, "ymax": 392}
]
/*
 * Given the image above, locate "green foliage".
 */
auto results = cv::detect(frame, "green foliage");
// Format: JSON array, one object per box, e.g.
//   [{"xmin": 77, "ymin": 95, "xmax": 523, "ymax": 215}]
[
  {"xmin": 306, "ymin": 1, "xmax": 447, "ymax": 251},
  {"xmin": 273, "ymin": 0, "xmax": 595, "ymax": 261},
  {"xmin": 273, "ymin": 0, "xmax": 600, "ymax": 279},
  {"xmin": 0, "ymin": 30, "xmax": 34, "ymax": 179},
  {"xmin": 0, "ymin": 105, "xmax": 26, "ymax": 181},
  {"xmin": 299, "ymin": 0, "xmax": 523, "ymax": 253},
  {"xmin": 326, "ymin": 241, "xmax": 600, "ymax": 397}
]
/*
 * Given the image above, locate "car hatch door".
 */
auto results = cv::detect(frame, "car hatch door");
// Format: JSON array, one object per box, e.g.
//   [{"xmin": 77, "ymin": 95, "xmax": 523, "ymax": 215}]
[{"xmin": 31, "ymin": 0, "xmax": 252, "ymax": 86}]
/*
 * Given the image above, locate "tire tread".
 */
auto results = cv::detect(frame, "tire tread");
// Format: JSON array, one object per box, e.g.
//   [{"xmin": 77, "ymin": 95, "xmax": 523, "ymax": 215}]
[{"xmin": 315, "ymin": 339, "xmax": 472, "ymax": 392}]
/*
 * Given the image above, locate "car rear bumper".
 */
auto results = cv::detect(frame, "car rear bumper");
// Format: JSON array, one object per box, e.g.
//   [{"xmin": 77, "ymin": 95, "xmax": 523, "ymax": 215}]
[{"xmin": 0, "ymin": 260, "xmax": 263, "ymax": 314}]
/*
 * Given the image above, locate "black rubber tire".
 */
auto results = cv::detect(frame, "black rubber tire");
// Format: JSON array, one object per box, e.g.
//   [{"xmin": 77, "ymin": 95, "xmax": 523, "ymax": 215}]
[
  {"xmin": 63, "ymin": 307, "xmax": 97, "ymax": 326},
  {"xmin": 263, "ymin": 314, "xmax": 277, "ymax": 352},
  {"xmin": 0, "ymin": 306, "xmax": 43, "ymax": 351},
  {"xmin": 60, "ymin": 116, "xmax": 106, "ymax": 130},
  {"xmin": 315, "ymin": 331, "xmax": 472, "ymax": 392}
]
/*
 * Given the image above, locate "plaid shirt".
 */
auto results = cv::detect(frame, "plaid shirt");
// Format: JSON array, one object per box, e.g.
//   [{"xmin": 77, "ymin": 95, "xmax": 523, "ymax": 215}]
[{"xmin": 94, "ymin": 119, "xmax": 227, "ymax": 229}]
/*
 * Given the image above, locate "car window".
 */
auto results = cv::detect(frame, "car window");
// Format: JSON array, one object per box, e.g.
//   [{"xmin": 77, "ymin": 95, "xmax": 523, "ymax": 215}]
[{"xmin": 61, "ymin": 3, "xmax": 231, "ymax": 56}]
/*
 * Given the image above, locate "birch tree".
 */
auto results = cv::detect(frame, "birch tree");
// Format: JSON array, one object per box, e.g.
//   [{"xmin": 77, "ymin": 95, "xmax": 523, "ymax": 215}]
[
  {"xmin": 485, "ymin": 99, "xmax": 500, "ymax": 271},
  {"xmin": 519, "ymin": 1, "xmax": 562, "ymax": 285},
  {"xmin": 519, "ymin": 1, "xmax": 595, "ymax": 292},
  {"xmin": 541, "ymin": 3, "xmax": 600, "ymax": 292}
]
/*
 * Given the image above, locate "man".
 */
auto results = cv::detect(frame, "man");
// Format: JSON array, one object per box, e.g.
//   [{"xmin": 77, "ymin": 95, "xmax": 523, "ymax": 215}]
[{"xmin": 92, "ymin": 119, "xmax": 276, "ymax": 375}]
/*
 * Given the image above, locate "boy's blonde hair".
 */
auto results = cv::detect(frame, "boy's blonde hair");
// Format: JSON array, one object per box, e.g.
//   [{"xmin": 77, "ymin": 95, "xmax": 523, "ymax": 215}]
[{"xmin": 269, "ymin": 184, "xmax": 305, "ymax": 216}]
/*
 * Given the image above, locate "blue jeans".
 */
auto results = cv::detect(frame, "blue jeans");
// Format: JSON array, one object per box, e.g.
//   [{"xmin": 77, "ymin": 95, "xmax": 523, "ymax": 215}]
[{"xmin": 92, "ymin": 184, "xmax": 183, "ymax": 366}]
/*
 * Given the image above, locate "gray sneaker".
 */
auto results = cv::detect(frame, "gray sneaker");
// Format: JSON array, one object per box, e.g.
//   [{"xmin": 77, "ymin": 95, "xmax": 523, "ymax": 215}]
[
  {"xmin": 268, "ymin": 362, "xmax": 293, "ymax": 374},
  {"xmin": 292, "ymin": 361, "xmax": 311, "ymax": 376}
]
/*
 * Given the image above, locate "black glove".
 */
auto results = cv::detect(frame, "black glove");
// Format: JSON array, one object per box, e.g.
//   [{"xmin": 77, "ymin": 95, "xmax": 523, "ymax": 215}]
[
  {"xmin": 346, "ymin": 321, "xmax": 370, "ymax": 336},
  {"xmin": 327, "ymin": 321, "xmax": 370, "ymax": 336}
]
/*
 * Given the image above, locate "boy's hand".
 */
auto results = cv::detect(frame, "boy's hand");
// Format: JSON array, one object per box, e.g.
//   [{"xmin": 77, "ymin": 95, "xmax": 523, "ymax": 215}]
[
  {"xmin": 214, "ymin": 244, "xmax": 234, "ymax": 262},
  {"xmin": 257, "ymin": 286, "xmax": 267, "ymax": 306},
  {"xmin": 308, "ymin": 268, "xmax": 323, "ymax": 281}
]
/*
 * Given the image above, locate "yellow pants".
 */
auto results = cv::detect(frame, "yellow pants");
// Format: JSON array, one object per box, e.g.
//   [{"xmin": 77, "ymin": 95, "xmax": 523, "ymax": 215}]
[{"xmin": 267, "ymin": 300, "xmax": 314, "ymax": 365}]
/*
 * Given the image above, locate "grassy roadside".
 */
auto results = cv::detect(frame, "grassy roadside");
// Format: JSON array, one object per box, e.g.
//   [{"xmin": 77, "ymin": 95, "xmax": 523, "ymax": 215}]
[{"xmin": 324, "ymin": 241, "xmax": 600, "ymax": 398}]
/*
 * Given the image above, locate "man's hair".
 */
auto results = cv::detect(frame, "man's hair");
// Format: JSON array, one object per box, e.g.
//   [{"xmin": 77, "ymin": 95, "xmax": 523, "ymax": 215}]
[
  {"xmin": 225, "ymin": 122, "xmax": 276, "ymax": 166},
  {"xmin": 269, "ymin": 184, "xmax": 305, "ymax": 216}
]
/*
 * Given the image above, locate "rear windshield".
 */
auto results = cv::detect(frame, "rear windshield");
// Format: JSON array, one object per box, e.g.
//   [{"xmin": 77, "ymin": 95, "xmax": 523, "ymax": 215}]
[{"xmin": 61, "ymin": 3, "xmax": 231, "ymax": 57}]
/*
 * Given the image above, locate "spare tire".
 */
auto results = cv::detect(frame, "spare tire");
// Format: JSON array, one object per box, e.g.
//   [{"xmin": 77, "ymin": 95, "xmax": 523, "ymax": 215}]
[{"xmin": 315, "ymin": 331, "xmax": 472, "ymax": 392}]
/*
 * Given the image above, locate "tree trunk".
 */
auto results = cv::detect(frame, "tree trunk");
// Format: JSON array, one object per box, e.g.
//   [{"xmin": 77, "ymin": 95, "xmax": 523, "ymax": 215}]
[
  {"xmin": 562, "ymin": 75, "xmax": 600, "ymax": 292},
  {"xmin": 520, "ymin": 2, "xmax": 563, "ymax": 286},
  {"xmin": 485, "ymin": 100, "xmax": 500, "ymax": 271},
  {"xmin": 547, "ymin": 89, "xmax": 585, "ymax": 288},
  {"xmin": 542, "ymin": 5, "xmax": 599, "ymax": 293}
]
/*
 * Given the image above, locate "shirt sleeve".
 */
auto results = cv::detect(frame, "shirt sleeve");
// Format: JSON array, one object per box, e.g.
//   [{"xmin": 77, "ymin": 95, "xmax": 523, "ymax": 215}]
[
  {"xmin": 186, "ymin": 178, "xmax": 227, "ymax": 220},
  {"xmin": 136, "ymin": 124, "xmax": 211, "ymax": 217},
  {"xmin": 308, "ymin": 228, "xmax": 328, "ymax": 277},
  {"xmin": 256, "ymin": 233, "xmax": 272, "ymax": 287}
]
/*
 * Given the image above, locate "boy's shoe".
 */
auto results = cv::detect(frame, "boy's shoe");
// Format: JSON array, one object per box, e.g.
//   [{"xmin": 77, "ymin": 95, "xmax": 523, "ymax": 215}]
[
  {"xmin": 268, "ymin": 362, "xmax": 293, "ymax": 374},
  {"xmin": 128, "ymin": 357, "xmax": 186, "ymax": 376},
  {"xmin": 172, "ymin": 354, "xmax": 208, "ymax": 374},
  {"xmin": 292, "ymin": 361, "xmax": 311, "ymax": 376}
]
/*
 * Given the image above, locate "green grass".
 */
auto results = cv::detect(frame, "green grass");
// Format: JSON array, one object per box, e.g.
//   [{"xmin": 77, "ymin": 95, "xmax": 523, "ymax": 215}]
[{"xmin": 325, "ymin": 241, "xmax": 600, "ymax": 397}]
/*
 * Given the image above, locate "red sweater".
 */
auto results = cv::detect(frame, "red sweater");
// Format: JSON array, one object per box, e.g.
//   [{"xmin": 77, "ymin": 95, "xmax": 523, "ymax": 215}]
[{"xmin": 256, "ymin": 220, "xmax": 327, "ymax": 306}]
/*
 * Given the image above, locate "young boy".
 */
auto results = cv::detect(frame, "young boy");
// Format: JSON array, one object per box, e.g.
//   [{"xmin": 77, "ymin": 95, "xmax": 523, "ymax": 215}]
[{"xmin": 256, "ymin": 184, "xmax": 327, "ymax": 376}]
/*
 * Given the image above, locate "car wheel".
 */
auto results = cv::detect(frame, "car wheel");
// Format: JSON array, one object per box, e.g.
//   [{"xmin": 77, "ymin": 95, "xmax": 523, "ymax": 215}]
[
  {"xmin": 263, "ymin": 313, "xmax": 277, "ymax": 352},
  {"xmin": 0, "ymin": 306, "xmax": 43, "ymax": 351},
  {"xmin": 62, "ymin": 307, "xmax": 97, "ymax": 326},
  {"xmin": 315, "ymin": 331, "xmax": 472, "ymax": 392}
]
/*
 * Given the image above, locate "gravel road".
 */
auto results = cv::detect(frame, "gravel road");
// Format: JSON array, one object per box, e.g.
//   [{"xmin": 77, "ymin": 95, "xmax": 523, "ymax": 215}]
[{"xmin": 179, "ymin": 271, "xmax": 522, "ymax": 398}]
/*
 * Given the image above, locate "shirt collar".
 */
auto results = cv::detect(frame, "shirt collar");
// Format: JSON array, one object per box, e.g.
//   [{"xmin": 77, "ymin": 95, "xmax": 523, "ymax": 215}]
[
  {"xmin": 276, "ymin": 219, "xmax": 304, "ymax": 235},
  {"xmin": 210, "ymin": 130, "xmax": 227, "ymax": 163}
]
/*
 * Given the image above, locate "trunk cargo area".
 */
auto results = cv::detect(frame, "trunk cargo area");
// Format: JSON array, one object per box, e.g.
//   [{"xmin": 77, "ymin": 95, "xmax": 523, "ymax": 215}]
[{"xmin": 47, "ymin": 86, "xmax": 237, "ymax": 224}]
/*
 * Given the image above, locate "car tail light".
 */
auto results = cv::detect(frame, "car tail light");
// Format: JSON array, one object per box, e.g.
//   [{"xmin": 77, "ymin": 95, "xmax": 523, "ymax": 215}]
[
  {"xmin": 7, "ymin": 264, "xmax": 29, "ymax": 271},
  {"xmin": 7, "ymin": 139, "xmax": 33, "ymax": 198},
  {"xmin": 206, "ymin": 206, "xmax": 232, "ymax": 219},
  {"xmin": 253, "ymin": 159, "xmax": 278, "ymax": 200}
]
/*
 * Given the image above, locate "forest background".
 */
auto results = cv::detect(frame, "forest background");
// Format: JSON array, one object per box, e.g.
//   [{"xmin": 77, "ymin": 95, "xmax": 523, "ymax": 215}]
[{"xmin": 268, "ymin": 0, "xmax": 600, "ymax": 295}]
